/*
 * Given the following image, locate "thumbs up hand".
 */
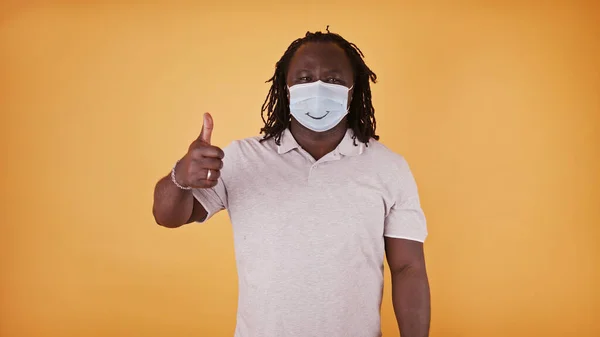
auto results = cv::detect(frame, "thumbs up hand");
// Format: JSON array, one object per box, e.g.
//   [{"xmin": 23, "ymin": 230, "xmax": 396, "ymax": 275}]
[{"xmin": 173, "ymin": 113, "xmax": 225, "ymax": 189}]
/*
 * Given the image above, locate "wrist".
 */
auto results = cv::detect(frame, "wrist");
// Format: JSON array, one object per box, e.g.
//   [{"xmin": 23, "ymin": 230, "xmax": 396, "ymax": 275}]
[{"xmin": 170, "ymin": 160, "xmax": 191, "ymax": 190}]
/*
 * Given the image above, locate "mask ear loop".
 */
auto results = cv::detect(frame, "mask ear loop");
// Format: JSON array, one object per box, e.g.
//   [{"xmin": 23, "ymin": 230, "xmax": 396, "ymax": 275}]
[{"xmin": 346, "ymin": 85, "xmax": 354, "ymax": 112}]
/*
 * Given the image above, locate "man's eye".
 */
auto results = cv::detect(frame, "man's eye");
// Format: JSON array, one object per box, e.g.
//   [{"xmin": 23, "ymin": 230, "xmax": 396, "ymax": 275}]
[
  {"xmin": 299, "ymin": 76, "xmax": 311, "ymax": 82},
  {"xmin": 327, "ymin": 78, "xmax": 341, "ymax": 84}
]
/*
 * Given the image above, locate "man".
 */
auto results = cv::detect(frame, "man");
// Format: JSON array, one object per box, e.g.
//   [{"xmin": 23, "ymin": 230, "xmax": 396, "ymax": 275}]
[{"xmin": 153, "ymin": 29, "xmax": 430, "ymax": 337}]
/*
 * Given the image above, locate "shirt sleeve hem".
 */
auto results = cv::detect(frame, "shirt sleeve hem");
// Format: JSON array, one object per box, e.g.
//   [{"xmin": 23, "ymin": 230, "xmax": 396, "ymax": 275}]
[
  {"xmin": 191, "ymin": 190, "xmax": 222, "ymax": 223},
  {"xmin": 383, "ymin": 233, "xmax": 427, "ymax": 243}
]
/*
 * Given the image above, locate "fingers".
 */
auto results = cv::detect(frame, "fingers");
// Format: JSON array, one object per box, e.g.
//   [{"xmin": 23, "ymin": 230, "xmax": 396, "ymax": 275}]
[
  {"xmin": 192, "ymin": 180, "xmax": 218, "ymax": 189},
  {"xmin": 176, "ymin": 155, "xmax": 222, "ymax": 189},
  {"xmin": 198, "ymin": 112, "xmax": 214, "ymax": 144},
  {"xmin": 188, "ymin": 146, "xmax": 224, "ymax": 163},
  {"xmin": 190, "ymin": 156, "xmax": 223, "ymax": 170},
  {"xmin": 187, "ymin": 169, "xmax": 221, "ymax": 189},
  {"xmin": 184, "ymin": 156, "xmax": 222, "ymax": 181},
  {"xmin": 188, "ymin": 142, "xmax": 224, "ymax": 158}
]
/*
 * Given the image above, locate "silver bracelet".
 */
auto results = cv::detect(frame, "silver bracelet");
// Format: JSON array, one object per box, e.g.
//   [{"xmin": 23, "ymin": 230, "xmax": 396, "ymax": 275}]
[{"xmin": 171, "ymin": 160, "xmax": 192, "ymax": 190}]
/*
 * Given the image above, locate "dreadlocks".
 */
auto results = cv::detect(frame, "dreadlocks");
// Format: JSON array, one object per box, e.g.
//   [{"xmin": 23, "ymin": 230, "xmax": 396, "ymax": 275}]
[{"xmin": 260, "ymin": 29, "xmax": 379, "ymax": 145}]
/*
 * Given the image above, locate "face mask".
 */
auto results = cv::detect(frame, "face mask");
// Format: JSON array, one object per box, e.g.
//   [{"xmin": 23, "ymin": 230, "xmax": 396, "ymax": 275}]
[{"xmin": 288, "ymin": 80, "xmax": 352, "ymax": 132}]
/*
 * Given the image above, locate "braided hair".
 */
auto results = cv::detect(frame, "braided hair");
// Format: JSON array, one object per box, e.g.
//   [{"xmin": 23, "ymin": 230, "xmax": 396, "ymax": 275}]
[{"xmin": 260, "ymin": 28, "xmax": 378, "ymax": 145}]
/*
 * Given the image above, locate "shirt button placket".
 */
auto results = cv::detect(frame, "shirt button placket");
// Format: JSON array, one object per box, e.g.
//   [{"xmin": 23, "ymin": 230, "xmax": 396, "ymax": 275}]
[{"xmin": 308, "ymin": 163, "xmax": 318, "ymax": 184}]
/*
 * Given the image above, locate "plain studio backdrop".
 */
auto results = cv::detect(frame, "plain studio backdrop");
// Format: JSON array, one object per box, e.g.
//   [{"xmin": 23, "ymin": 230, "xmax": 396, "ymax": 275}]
[{"xmin": 1, "ymin": 1, "xmax": 598, "ymax": 337}]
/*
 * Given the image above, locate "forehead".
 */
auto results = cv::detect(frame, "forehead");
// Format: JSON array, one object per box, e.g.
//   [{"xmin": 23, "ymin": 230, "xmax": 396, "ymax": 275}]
[{"xmin": 287, "ymin": 42, "xmax": 352, "ymax": 72}]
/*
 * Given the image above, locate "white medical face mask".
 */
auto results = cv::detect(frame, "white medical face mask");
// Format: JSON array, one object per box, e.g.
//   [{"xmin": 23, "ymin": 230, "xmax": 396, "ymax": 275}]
[{"xmin": 288, "ymin": 80, "xmax": 352, "ymax": 132}]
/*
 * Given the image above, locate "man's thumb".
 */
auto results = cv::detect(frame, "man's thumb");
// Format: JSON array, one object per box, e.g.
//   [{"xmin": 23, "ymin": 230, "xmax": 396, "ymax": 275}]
[{"xmin": 199, "ymin": 112, "xmax": 213, "ymax": 144}]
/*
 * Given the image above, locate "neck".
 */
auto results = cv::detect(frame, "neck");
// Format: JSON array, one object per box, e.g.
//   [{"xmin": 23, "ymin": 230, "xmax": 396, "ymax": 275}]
[{"xmin": 289, "ymin": 121, "xmax": 347, "ymax": 161}]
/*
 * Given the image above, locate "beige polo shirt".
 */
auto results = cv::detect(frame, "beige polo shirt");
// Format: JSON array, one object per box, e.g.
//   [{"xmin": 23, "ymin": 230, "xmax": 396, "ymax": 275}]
[{"xmin": 192, "ymin": 128, "xmax": 427, "ymax": 337}]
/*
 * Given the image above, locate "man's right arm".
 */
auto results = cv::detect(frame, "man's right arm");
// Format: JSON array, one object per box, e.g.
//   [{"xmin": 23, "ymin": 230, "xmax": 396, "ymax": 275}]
[
  {"xmin": 152, "ymin": 112, "xmax": 224, "ymax": 228},
  {"xmin": 152, "ymin": 175, "xmax": 208, "ymax": 228}
]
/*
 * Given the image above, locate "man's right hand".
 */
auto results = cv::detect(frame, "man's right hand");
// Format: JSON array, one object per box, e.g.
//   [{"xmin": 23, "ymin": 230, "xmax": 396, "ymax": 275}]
[{"xmin": 173, "ymin": 112, "xmax": 225, "ymax": 189}]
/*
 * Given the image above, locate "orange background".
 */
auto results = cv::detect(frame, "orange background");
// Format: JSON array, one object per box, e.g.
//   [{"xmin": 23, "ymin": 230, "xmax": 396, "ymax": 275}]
[{"xmin": 1, "ymin": 2, "xmax": 599, "ymax": 337}]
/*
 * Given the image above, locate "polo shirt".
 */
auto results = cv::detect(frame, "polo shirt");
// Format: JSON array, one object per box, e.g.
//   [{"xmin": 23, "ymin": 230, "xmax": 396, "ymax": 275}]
[{"xmin": 192, "ymin": 128, "xmax": 427, "ymax": 337}]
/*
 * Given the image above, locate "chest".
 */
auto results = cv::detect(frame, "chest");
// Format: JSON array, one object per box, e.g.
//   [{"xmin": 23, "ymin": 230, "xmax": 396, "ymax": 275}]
[{"xmin": 226, "ymin": 153, "xmax": 388, "ymax": 244}]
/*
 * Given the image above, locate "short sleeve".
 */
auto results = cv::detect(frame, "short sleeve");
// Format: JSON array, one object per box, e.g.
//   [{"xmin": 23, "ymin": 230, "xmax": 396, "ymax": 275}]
[
  {"xmin": 383, "ymin": 156, "xmax": 428, "ymax": 242},
  {"xmin": 192, "ymin": 177, "xmax": 227, "ymax": 223},
  {"xmin": 191, "ymin": 141, "xmax": 237, "ymax": 223}
]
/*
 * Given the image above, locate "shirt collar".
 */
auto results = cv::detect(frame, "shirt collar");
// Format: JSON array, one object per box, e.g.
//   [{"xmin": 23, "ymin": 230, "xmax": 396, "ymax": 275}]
[
  {"xmin": 276, "ymin": 128, "xmax": 365, "ymax": 157},
  {"xmin": 276, "ymin": 128, "xmax": 300, "ymax": 154}
]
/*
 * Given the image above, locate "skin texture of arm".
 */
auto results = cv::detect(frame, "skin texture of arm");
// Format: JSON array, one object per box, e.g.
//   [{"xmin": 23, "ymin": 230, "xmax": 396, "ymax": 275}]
[
  {"xmin": 385, "ymin": 237, "xmax": 431, "ymax": 337},
  {"xmin": 152, "ymin": 175, "xmax": 208, "ymax": 228}
]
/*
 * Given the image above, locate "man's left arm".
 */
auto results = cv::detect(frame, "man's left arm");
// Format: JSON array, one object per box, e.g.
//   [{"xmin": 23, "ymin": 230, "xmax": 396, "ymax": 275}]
[{"xmin": 385, "ymin": 237, "xmax": 430, "ymax": 337}]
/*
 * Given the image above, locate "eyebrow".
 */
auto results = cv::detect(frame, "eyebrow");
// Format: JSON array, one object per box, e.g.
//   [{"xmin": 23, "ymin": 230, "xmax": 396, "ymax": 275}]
[{"xmin": 291, "ymin": 68, "xmax": 344, "ymax": 74}]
